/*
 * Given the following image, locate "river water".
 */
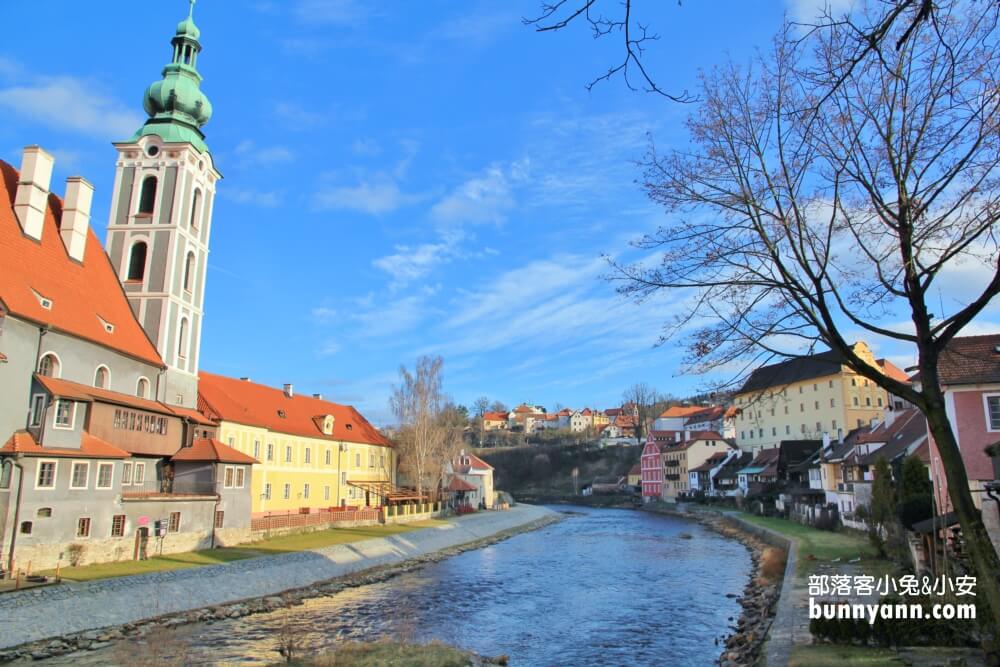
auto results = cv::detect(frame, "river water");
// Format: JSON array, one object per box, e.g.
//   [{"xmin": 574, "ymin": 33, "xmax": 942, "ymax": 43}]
[{"xmin": 48, "ymin": 506, "xmax": 751, "ymax": 666}]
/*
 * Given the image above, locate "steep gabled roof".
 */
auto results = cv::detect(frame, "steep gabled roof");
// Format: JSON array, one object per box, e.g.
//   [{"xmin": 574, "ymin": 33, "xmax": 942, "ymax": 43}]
[
  {"xmin": 876, "ymin": 358, "xmax": 910, "ymax": 384},
  {"xmin": 937, "ymin": 335, "xmax": 1000, "ymax": 386},
  {"xmin": 171, "ymin": 438, "xmax": 257, "ymax": 464},
  {"xmin": 198, "ymin": 372, "xmax": 391, "ymax": 448},
  {"xmin": 483, "ymin": 411, "xmax": 508, "ymax": 421},
  {"xmin": 1, "ymin": 430, "xmax": 130, "ymax": 459},
  {"xmin": 658, "ymin": 405, "xmax": 704, "ymax": 419},
  {"xmin": 738, "ymin": 350, "xmax": 846, "ymax": 394},
  {"xmin": 0, "ymin": 160, "xmax": 163, "ymax": 367}
]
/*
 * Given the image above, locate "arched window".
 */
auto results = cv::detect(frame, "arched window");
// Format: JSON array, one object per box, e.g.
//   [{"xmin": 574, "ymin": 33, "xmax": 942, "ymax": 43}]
[
  {"xmin": 138, "ymin": 176, "xmax": 157, "ymax": 215},
  {"xmin": 190, "ymin": 189, "xmax": 202, "ymax": 229},
  {"xmin": 94, "ymin": 365, "xmax": 109, "ymax": 389},
  {"xmin": 136, "ymin": 377, "xmax": 150, "ymax": 399},
  {"xmin": 178, "ymin": 318, "xmax": 189, "ymax": 359},
  {"xmin": 38, "ymin": 353, "xmax": 60, "ymax": 378},
  {"xmin": 127, "ymin": 242, "xmax": 147, "ymax": 281},
  {"xmin": 183, "ymin": 251, "xmax": 195, "ymax": 292}
]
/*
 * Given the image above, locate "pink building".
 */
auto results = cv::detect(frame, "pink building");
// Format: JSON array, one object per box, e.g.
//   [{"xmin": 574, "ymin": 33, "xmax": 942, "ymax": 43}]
[
  {"xmin": 925, "ymin": 335, "xmax": 1000, "ymax": 554},
  {"xmin": 640, "ymin": 433, "xmax": 663, "ymax": 501}
]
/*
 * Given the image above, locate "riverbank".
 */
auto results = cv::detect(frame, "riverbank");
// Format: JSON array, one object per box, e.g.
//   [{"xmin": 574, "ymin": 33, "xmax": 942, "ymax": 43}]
[
  {"xmin": 0, "ymin": 505, "xmax": 560, "ymax": 662},
  {"xmin": 640, "ymin": 503, "xmax": 785, "ymax": 666}
]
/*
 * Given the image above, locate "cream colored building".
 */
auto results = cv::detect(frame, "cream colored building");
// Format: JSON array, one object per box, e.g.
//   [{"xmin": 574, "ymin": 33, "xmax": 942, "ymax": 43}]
[
  {"xmin": 734, "ymin": 342, "xmax": 894, "ymax": 453},
  {"xmin": 198, "ymin": 372, "xmax": 395, "ymax": 515}
]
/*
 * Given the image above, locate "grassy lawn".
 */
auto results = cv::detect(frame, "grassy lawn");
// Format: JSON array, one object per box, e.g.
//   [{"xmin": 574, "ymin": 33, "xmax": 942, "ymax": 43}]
[
  {"xmin": 789, "ymin": 645, "xmax": 904, "ymax": 667},
  {"xmin": 43, "ymin": 519, "xmax": 451, "ymax": 582},
  {"xmin": 733, "ymin": 512, "xmax": 889, "ymax": 577},
  {"xmin": 290, "ymin": 640, "xmax": 473, "ymax": 666}
]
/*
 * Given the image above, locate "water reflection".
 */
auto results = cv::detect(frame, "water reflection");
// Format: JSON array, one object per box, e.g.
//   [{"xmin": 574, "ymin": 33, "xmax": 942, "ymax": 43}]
[{"xmin": 39, "ymin": 506, "xmax": 751, "ymax": 666}]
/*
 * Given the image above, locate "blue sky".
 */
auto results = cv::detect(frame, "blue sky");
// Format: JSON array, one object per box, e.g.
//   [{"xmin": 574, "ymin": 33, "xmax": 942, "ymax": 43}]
[{"xmin": 2, "ymin": 1, "xmax": 996, "ymax": 424}]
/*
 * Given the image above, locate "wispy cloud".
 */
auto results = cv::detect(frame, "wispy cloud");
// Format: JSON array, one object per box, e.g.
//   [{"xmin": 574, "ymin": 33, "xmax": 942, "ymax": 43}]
[
  {"xmin": 0, "ymin": 75, "xmax": 142, "ymax": 139},
  {"xmin": 430, "ymin": 161, "xmax": 528, "ymax": 227},
  {"xmin": 314, "ymin": 178, "xmax": 423, "ymax": 214},
  {"xmin": 233, "ymin": 140, "xmax": 294, "ymax": 166},
  {"xmin": 221, "ymin": 188, "xmax": 282, "ymax": 208},
  {"xmin": 292, "ymin": 0, "xmax": 372, "ymax": 25},
  {"xmin": 372, "ymin": 234, "xmax": 464, "ymax": 287},
  {"xmin": 274, "ymin": 102, "xmax": 327, "ymax": 128}
]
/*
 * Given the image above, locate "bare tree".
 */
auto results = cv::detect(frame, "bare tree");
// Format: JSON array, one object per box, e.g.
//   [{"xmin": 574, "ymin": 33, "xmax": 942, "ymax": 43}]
[
  {"xmin": 473, "ymin": 396, "xmax": 490, "ymax": 446},
  {"xmin": 622, "ymin": 382, "xmax": 657, "ymax": 443},
  {"xmin": 609, "ymin": 1, "xmax": 1000, "ymax": 623},
  {"xmin": 489, "ymin": 400, "xmax": 509, "ymax": 413},
  {"xmin": 524, "ymin": 0, "xmax": 942, "ymax": 100},
  {"xmin": 390, "ymin": 356, "xmax": 464, "ymax": 498}
]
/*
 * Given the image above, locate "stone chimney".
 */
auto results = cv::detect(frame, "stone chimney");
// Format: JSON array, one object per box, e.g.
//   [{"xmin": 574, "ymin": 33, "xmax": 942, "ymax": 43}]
[
  {"xmin": 283, "ymin": 383, "xmax": 294, "ymax": 398},
  {"xmin": 60, "ymin": 177, "xmax": 93, "ymax": 262},
  {"xmin": 14, "ymin": 146, "xmax": 55, "ymax": 241}
]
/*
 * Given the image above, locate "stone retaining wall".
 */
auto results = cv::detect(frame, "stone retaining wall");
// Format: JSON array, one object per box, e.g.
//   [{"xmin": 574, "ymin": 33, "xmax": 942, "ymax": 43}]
[{"xmin": 0, "ymin": 504, "xmax": 556, "ymax": 650}]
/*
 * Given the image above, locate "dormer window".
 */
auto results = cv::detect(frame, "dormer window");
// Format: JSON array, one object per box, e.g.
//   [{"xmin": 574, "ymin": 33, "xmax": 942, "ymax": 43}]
[
  {"xmin": 322, "ymin": 415, "xmax": 335, "ymax": 436},
  {"xmin": 31, "ymin": 289, "xmax": 52, "ymax": 310},
  {"xmin": 98, "ymin": 315, "xmax": 115, "ymax": 334},
  {"xmin": 277, "ymin": 409, "xmax": 286, "ymax": 419}
]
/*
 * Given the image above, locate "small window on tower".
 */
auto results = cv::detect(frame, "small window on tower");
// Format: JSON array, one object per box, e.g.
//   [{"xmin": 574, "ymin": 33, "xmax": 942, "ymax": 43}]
[
  {"xmin": 127, "ymin": 242, "xmax": 147, "ymax": 281},
  {"xmin": 190, "ymin": 189, "xmax": 202, "ymax": 230},
  {"xmin": 138, "ymin": 176, "xmax": 157, "ymax": 215},
  {"xmin": 184, "ymin": 252, "xmax": 195, "ymax": 292}
]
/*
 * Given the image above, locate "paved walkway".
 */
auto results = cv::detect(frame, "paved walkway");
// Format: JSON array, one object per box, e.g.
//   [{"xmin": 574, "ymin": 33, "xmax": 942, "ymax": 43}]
[{"xmin": 0, "ymin": 505, "xmax": 556, "ymax": 649}]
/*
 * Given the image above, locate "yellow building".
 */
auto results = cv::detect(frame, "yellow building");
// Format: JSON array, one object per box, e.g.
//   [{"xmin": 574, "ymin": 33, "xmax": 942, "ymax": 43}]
[
  {"xmin": 733, "ymin": 342, "xmax": 903, "ymax": 453},
  {"xmin": 198, "ymin": 372, "xmax": 395, "ymax": 515},
  {"xmin": 591, "ymin": 409, "xmax": 610, "ymax": 427}
]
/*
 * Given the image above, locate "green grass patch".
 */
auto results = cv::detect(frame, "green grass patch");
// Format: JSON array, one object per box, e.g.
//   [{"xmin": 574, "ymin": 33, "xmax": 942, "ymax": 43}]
[
  {"xmin": 288, "ymin": 640, "xmax": 473, "ymax": 666},
  {"xmin": 789, "ymin": 644, "xmax": 904, "ymax": 667},
  {"xmin": 733, "ymin": 512, "xmax": 892, "ymax": 578},
  {"xmin": 44, "ymin": 519, "xmax": 453, "ymax": 582}
]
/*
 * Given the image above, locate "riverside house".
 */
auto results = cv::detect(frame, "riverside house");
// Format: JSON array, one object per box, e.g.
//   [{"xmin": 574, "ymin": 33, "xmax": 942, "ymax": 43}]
[
  {"xmin": 640, "ymin": 434, "xmax": 663, "ymax": 502},
  {"xmin": 198, "ymin": 373, "xmax": 397, "ymax": 517},
  {"xmin": 443, "ymin": 450, "xmax": 495, "ymax": 510},
  {"xmin": 659, "ymin": 431, "xmax": 737, "ymax": 501}
]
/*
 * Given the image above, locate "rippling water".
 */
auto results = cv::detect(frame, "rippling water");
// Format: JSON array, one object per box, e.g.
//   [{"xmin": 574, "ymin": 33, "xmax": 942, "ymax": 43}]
[{"xmin": 43, "ymin": 506, "xmax": 751, "ymax": 666}]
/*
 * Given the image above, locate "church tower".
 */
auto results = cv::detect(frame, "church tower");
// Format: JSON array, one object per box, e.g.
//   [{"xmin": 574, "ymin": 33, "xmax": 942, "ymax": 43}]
[{"xmin": 106, "ymin": 1, "xmax": 220, "ymax": 409}]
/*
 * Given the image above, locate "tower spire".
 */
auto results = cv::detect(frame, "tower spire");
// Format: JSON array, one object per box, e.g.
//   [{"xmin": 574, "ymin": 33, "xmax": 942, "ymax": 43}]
[{"xmin": 129, "ymin": 1, "xmax": 212, "ymax": 153}]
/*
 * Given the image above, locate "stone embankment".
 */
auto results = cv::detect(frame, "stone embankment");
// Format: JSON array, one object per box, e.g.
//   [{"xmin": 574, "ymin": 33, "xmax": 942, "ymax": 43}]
[
  {"xmin": 640, "ymin": 504, "xmax": 789, "ymax": 667},
  {"xmin": 0, "ymin": 504, "xmax": 559, "ymax": 662}
]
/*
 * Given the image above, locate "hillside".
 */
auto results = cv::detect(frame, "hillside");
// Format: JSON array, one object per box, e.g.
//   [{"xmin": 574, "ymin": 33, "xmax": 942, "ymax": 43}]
[{"xmin": 477, "ymin": 441, "xmax": 640, "ymax": 497}]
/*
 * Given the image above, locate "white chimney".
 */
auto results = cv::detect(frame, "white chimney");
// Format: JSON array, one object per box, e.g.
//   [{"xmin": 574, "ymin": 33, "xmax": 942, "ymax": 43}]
[
  {"xmin": 312, "ymin": 393, "xmax": 323, "ymax": 400},
  {"xmin": 60, "ymin": 177, "xmax": 93, "ymax": 263},
  {"xmin": 822, "ymin": 432, "xmax": 831, "ymax": 450},
  {"xmin": 283, "ymin": 383, "xmax": 294, "ymax": 398},
  {"xmin": 14, "ymin": 146, "xmax": 55, "ymax": 241}
]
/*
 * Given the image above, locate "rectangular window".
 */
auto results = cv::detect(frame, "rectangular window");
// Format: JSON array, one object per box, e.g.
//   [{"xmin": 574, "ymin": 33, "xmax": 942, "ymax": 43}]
[
  {"xmin": 266, "ymin": 443, "xmax": 274, "ymax": 461},
  {"xmin": 785, "ymin": 425, "xmax": 791, "ymax": 434},
  {"xmin": 30, "ymin": 394, "xmax": 45, "ymax": 427},
  {"xmin": 324, "ymin": 485, "xmax": 330, "ymax": 501},
  {"xmin": 133, "ymin": 462, "xmax": 146, "ymax": 486},
  {"xmin": 832, "ymin": 419, "xmax": 838, "ymax": 429},
  {"xmin": 111, "ymin": 514, "xmax": 126, "ymax": 537},
  {"xmin": 853, "ymin": 397, "xmax": 859, "ymax": 406},
  {"xmin": 355, "ymin": 453, "xmax": 361, "ymax": 468},
  {"xmin": 285, "ymin": 446, "xmax": 292, "ymax": 463},
  {"xmin": 830, "ymin": 398, "xmax": 835, "ymax": 407},
  {"xmin": 851, "ymin": 378, "xmax": 857, "ymax": 386},
  {"xmin": 325, "ymin": 449, "xmax": 331, "ymax": 466},
  {"xmin": 866, "ymin": 397, "xmax": 872, "ymax": 406},
  {"xmin": 380, "ymin": 455, "xmax": 385, "ymax": 468},
  {"xmin": 304, "ymin": 483, "xmax": 310, "ymax": 499},
  {"xmin": 96, "ymin": 462, "xmax": 114, "ymax": 489},
  {"xmin": 228, "ymin": 436, "xmax": 235, "ymax": 446},
  {"xmin": 988, "ymin": 396, "xmax": 1000, "ymax": 431},
  {"xmin": 168, "ymin": 511, "xmax": 181, "ymax": 532},
  {"xmin": 235, "ymin": 467, "xmax": 245, "ymax": 489},
  {"xmin": 814, "ymin": 401, "xmax": 819, "ymax": 409},
  {"xmin": 877, "ymin": 396, "xmax": 883, "ymax": 407},
  {"xmin": 224, "ymin": 466, "xmax": 234, "ymax": 488},
  {"xmin": 77, "ymin": 517, "xmax": 91, "ymax": 538},
  {"xmin": 54, "ymin": 399, "xmax": 75, "ymax": 429},
  {"xmin": 816, "ymin": 421, "xmax": 822, "ymax": 431},
  {"xmin": 283, "ymin": 483, "xmax": 290, "ymax": 500},
  {"xmin": 70, "ymin": 461, "xmax": 89, "ymax": 489},
  {"xmin": 264, "ymin": 482, "xmax": 272, "ymax": 500},
  {"xmin": 369, "ymin": 453, "xmax": 375, "ymax": 468},
  {"xmin": 215, "ymin": 511, "xmax": 225, "ymax": 528},
  {"xmin": 122, "ymin": 461, "xmax": 133, "ymax": 485},
  {"xmin": 341, "ymin": 471, "xmax": 347, "ymax": 485},
  {"xmin": 304, "ymin": 448, "xmax": 311, "ymax": 464},
  {"xmin": 0, "ymin": 462, "xmax": 10, "ymax": 489},
  {"xmin": 799, "ymin": 403, "xmax": 804, "ymax": 412},
  {"xmin": 254, "ymin": 441, "xmax": 261, "ymax": 460},
  {"xmin": 36, "ymin": 461, "xmax": 56, "ymax": 489}
]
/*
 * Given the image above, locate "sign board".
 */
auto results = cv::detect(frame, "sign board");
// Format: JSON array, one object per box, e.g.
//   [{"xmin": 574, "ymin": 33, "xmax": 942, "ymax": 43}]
[{"xmin": 137, "ymin": 516, "xmax": 150, "ymax": 526}]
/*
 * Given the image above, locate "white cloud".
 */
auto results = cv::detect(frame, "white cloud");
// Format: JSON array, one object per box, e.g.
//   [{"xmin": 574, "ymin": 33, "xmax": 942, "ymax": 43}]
[
  {"xmin": 0, "ymin": 76, "xmax": 142, "ymax": 139},
  {"xmin": 352, "ymin": 138, "xmax": 382, "ymax": 156},
  {"xmin": 222, "ymin": 188, "xmax": 282, "ymax": 208},
  {"xmin": 319, "ymin": 339, "xmax": 341, "ymax": 356},
  {"xmin": 233, "ymin": 140, "xmax": 294, "ymax": 165},
  {"xmin": 372, "ymin": 236, "xmax": 463, "ymax": 287},
  {"xmin": 274, "ymin": 102, "xmax": 326, "ymax": 127},
  {"xmin": 431, "ymin": 161, "xmax": 528, "ymax": 226},
  {"xmin": 314, "ymin": 179, "xmax": 422, "ymax": 214}
]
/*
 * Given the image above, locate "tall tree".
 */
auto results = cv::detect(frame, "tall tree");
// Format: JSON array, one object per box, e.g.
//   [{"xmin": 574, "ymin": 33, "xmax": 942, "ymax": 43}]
[
  {"xmin": 473, "ymin": 396, "xmax": 490, "ymax": 446},
  {"xmin": 604, "ymin": 2, "xmax": 1000, "ymax": 621},
  {"xmin": 390, "ymin": 356, "xmax": 463, "ymax": 497},
  {"xmin": 622, "ymin": 382, "xmax": 657, "ymax": 443},
  {"xmin": 869, "ymin": 457, "xmax": 897, "ymax": 557}
]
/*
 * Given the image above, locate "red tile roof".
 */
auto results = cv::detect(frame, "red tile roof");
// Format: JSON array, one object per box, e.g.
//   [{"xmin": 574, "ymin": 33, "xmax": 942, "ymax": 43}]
[
  {"xmin": 198, "ymin": 371, "xmax": 391, "ymax": 448},
  {"xmin": 513, "ymin": 405, "xmax": 533, "ymax": 413},
  {"xmin": 36, "ymin": 374, "xmax": 175, "ymax": 416},
  {"xmin": 937, "ymin": 335, "xmax": 1000, "ymax": 386},
  {"xmin": 658, "ymin": 406, "xmax": 704, "ymax": 419},
  {"xmin": 483, "ymin": 411, "xmax": 507, "ymax": 422},
  {"xmin": 876, "ymin": 358, "xmax": 910, "ymax": 384},
  {"xmin": 1, "ymin": 430, "xmax": 130, "ymax": 459},
  {"xmin": 0, "ymin": 160, "xmax": 163, "ymax": 367},
  {"xmin": 456, "ymin": 452, "xmax": 493, "ymax": 471},
  {"xmin": 171, "ymin": 438, "xmax": 257, "ymax": 464},
  {"xmin": 446, "ymin": 476, "xmax": 478, "ymax": 492}
]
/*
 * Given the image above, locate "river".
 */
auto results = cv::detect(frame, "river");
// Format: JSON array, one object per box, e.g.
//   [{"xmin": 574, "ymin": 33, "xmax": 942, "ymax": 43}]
[{"xmin": 42, "ymin": 506, "xmax": 752, "ymax": 666}]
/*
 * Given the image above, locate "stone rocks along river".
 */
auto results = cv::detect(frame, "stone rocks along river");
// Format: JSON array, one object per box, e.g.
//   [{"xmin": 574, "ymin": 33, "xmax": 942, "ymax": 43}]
[{"xmin": 35, "ymin": 506, "xmax": 752, "ymax": 666}]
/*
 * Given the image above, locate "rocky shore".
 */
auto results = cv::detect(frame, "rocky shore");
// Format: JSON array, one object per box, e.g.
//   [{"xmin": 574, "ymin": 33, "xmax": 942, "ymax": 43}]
[
  {"xmin": 0, "ymin": 512, "xmax": 561, "ymax": 664},
  {"xmin": 640, "ymin": 505, "xmax": 785, "ymax": 667}
]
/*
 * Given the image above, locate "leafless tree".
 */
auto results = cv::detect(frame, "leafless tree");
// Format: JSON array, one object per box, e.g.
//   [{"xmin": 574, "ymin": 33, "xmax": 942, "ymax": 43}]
[
  {"xmin": 390, "ymin": 356, "xmax": 464, "ymax": 498},
  {"xmin": 524, "ymin": 0, "xmax": 942, "ymax": 101},
  {"xmin": 622, "ymin": 382, "xmax": 658, "ymax": 443},
  {"xmin": 609, "ymin": 1, "xmax": 1000, "ymax": 623},
  {"xmin": 489, "ymin": 400, "xmax": 509, "ymax": 413},
  {"xmin": 473, "ymin": 396, "xmax": 490, "ymax": 446}
]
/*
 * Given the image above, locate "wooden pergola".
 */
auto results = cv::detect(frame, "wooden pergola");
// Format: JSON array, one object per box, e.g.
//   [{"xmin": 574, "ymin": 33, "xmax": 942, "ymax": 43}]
[{"xmin": 346, "ymin": 479, "xmax": 428, "ymax": 505}]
